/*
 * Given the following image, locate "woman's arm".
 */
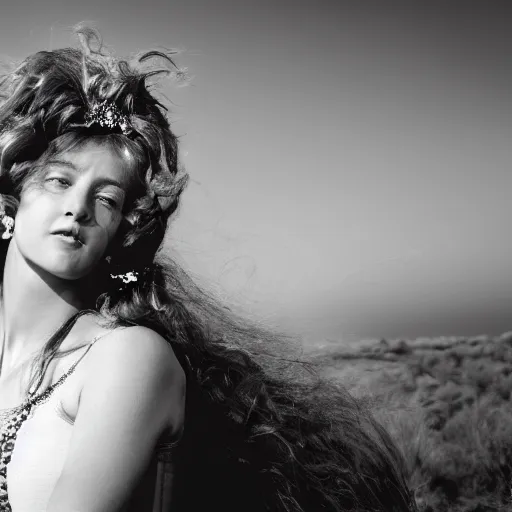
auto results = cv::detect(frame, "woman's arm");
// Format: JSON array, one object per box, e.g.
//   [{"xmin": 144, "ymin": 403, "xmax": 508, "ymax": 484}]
[{"xmin": 46, "ymin": 326, "xmax": 186, "ymax": 512}]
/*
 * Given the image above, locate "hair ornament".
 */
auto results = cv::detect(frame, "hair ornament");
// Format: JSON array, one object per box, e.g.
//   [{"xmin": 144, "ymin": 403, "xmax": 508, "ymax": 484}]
[
  {"xmin": 84, "ymin": 100, "xmax": 132, "ymax": 135},
  {"xmin": 108, "ymin": 266, "xmax": 153, "ymax": 292},
  {"xmin": 0, "ymin": 212, "xmax": 14, "ymax": 239},
  {"xmin": 110, "ymin": 270, "xmax": 139, "ymax": 286}
]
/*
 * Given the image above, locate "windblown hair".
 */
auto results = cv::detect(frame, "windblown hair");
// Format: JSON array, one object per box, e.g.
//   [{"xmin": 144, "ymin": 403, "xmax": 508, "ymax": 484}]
[{"xmin": 0, "ymin": 27, "xmax": 417, "ymax": 511}]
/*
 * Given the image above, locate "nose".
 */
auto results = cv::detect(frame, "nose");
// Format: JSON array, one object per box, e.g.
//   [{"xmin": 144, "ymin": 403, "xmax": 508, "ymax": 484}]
[{"xmin": 62, "ymin": 186, "xmax": 93, "ymax": 224}]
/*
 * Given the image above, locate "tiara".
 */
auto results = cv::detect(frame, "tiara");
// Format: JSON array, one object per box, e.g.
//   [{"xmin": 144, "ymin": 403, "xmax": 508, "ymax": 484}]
[{"xmin": 84, "ymin": 101, "xmax": 132, "ymax": 135}]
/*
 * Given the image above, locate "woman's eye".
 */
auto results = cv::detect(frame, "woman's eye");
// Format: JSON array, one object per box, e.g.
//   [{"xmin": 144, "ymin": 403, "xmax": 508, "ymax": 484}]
[
  {"xmin": 46, "ymin": 177, "xmax": 70, "ymax": 187},
  {"xmin": 97, "ymin": 196, "xmax": 118, "ymax": 209}
]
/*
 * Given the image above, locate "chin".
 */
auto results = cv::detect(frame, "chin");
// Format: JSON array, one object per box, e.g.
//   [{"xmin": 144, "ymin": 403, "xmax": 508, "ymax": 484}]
[
  {"xmin": 50, "ymin": 255, "xmax": 104, "ymax": 280},
  {"xmin": 28, "ymin": 258, "xmax": 95, "ymax": 282},
  {"xmin": 53, "ymin": 264, "xmax": 99, "ymax": 281}
]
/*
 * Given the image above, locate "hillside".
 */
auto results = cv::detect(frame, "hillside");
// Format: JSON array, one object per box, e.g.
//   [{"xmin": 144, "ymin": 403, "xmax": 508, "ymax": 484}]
[{"xmin": 309, "ymin": 332, "xmax": 512, "ymax": 511}]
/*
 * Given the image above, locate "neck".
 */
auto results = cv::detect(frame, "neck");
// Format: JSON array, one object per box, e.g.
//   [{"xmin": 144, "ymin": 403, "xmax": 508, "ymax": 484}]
[{"xmin": 1, "ymin": 240, "xmax": 82, "ymax": 362}]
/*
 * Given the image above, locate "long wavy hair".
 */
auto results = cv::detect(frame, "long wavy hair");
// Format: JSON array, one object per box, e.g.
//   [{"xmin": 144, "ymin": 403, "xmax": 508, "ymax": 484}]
[{"xmin": 0, "ymin": 27, "xmax": 417, "ymax": 512}]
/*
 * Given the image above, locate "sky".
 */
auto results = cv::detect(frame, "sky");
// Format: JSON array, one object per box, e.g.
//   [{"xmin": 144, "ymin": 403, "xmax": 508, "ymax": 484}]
[{"xmin": 0, "ymin": 1, "xmax": 511, "ymax": 344}]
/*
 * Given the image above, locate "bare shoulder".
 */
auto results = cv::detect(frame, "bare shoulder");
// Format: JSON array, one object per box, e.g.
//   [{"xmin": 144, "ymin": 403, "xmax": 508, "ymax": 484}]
[
  {"xmin": 80, "ymin": 325, "xmax": 186, "ymax": 435},
  {"xmin": 92, "ymin": 325, "xmax": 180, "ymax": 364},
  {"xmin": 88, "ymin": 326, "xmax": 183, "ymax": 378}
]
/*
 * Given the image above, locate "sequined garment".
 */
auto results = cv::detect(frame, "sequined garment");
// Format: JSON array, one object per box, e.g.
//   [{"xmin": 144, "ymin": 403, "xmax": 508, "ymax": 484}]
[{"xmin": 0, "ymin": 359, "xmax": 81, "ymax": 511}]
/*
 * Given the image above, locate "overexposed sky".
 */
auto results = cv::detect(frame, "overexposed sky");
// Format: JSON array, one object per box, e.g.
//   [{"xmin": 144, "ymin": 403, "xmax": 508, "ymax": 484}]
[{"xmin": 0, "ymin": 1, "xmax": 511, "ymax": 343}]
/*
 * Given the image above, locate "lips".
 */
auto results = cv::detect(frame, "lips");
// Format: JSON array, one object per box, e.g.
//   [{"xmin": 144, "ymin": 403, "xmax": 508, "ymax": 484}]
[{"xmin": 51, "ymin": 228, "xmax": 84, "ymax": 245}]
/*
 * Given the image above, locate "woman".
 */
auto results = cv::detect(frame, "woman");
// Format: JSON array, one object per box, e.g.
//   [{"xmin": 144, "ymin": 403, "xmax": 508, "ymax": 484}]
[{"xmin": 0, "ymin": 28, "xmax": 417, "ymax": 511}]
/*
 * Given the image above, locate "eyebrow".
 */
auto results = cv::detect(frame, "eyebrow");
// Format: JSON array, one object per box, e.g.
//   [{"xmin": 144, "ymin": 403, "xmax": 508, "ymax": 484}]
[
  {"xmin": 46, "ymin": 159, "xmax": 125, "ymax": 189},
  {"xmin": 46, "ymin": 159, "xmax": 76, "ymax": 171}
]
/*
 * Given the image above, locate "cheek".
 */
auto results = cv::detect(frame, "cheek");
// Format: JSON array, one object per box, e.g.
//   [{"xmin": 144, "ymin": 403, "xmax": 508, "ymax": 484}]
[
  {"xmin": 94, "ymin": 206, "xmax": 120, "ymax": 230},
  {"xmin": 15, "ymin": 192, "xmax": 51, "ymax": 240},
  {"xmin": 93, "ymin": 216, "xmax": 123, "ymax": 253}
]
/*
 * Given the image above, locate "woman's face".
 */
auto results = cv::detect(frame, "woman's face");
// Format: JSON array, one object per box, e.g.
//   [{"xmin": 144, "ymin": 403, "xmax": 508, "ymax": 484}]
[{"xmin": 13, "ymin": 140, "xmax": 134, "ymax": 280}]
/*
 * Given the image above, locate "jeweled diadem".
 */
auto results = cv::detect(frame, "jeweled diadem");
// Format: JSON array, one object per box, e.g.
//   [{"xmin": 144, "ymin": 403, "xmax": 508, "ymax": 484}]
[{"xmin": 84, "ymin": 101, "xmax": 132, "ymax": 135}]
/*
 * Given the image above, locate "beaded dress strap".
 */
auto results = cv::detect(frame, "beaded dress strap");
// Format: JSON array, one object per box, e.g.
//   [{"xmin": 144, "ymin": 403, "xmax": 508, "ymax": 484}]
[
  {"xmin": 27, "ymin": 330, "xmax": 110, "ymax": 402},
  {"xmin": 0, "ymin": 330, "xmax": 112, "ymax": 511},
  {"xmin": 0, "ymin": 332, "xmax": 105, "ymax": 420}
]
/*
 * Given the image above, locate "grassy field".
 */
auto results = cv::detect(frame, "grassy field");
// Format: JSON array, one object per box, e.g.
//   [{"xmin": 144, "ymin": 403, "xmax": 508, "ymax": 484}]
[{"xmin": 308, "ymin": 332, "xmax": 512, "ymax": 511}]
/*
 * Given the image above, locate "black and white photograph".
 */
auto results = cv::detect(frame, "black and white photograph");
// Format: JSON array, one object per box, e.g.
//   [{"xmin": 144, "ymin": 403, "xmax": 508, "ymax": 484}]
[{"xmin": 0, "ymin": 1, "xmax": 510, "ymax": 511}]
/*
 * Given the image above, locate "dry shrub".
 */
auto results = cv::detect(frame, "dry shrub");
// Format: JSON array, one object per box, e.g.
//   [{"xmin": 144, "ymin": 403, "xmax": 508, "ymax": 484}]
[{"xmin": 313, "ymin": 332, "xmax": 512, "ymax": 510}]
